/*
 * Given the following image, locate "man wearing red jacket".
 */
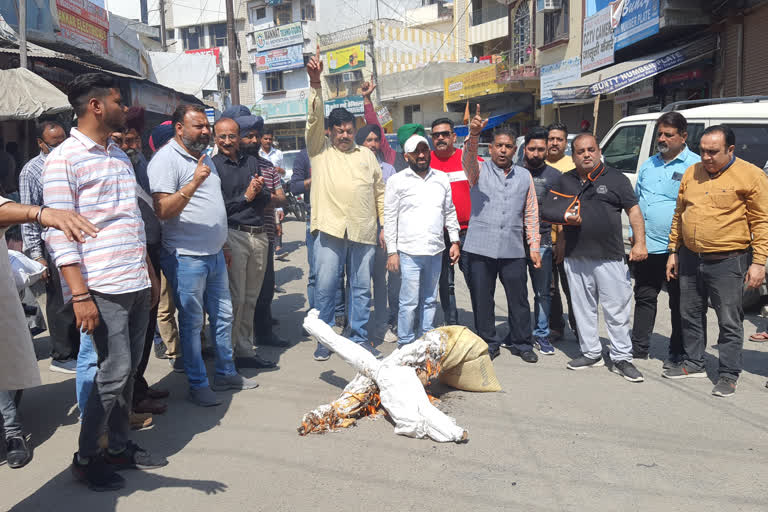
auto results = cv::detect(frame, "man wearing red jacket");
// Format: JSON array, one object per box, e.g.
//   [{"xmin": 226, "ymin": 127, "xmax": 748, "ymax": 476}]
[{"xmin": 429, "ymin": 118, "xmax": 473, "ymax": 325}]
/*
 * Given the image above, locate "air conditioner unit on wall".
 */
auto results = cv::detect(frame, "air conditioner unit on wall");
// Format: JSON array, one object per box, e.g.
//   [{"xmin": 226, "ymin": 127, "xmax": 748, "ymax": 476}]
[{"xmin": 538, "ymin": 0, "xmax": 562, "ymax": 13}]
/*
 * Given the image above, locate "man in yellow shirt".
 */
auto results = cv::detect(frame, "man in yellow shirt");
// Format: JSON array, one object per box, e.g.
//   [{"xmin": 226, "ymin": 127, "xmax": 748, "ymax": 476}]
[
  {"xmin": 546, "ymin": 122, "xmax": 576, "ymax": 340},
  {"xmin": 663, "ymin": 125, "xmax": 768, "ymax": 397},
  {"xmin": 305, "ymin": 46, "xmax": 386, "ymax": 361}
]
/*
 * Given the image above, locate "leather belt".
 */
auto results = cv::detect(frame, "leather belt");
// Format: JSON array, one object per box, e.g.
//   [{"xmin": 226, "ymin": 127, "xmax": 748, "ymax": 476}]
[
  {"xmin": 694, "ymin": 249, "xmax": 746, "ymax": 261},
  {"xmin": 231, "ymin": 224, "xmax": 265, "ymax": 235}
]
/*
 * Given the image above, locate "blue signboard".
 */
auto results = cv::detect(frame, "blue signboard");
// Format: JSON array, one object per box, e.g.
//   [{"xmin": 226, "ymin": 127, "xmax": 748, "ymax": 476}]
[
  {"xmin": 614, "ymin": 0, "xmax": 659, "ymax": 51},
  {"xmin": 585, "ymin": 0, "xmax": 612, "ymax": 17}
]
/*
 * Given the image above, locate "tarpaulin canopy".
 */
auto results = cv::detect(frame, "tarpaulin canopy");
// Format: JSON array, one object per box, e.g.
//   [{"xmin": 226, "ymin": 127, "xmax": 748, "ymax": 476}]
[
  {"xmin": 0, "ymin": 68, "xmax": 72, "ymax": 121},
  {"xmin": 551, "ymin": 36, "xmax": 716, "ymax": 104},
  {"xmin": 454, "ymin": 111, "xmax": 520, "ymax": 137}
]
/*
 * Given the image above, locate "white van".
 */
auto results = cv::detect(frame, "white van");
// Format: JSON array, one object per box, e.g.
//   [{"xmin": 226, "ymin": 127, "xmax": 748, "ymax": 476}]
[{"xmin": 600, "ymin": 98, "xmax": 768, "ymax": 306}]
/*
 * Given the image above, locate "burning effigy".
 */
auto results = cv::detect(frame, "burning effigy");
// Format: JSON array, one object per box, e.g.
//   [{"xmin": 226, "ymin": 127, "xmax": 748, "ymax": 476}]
[{"xmin": 299, "ymin": 310, "xmax": 501, "ymax": 443}]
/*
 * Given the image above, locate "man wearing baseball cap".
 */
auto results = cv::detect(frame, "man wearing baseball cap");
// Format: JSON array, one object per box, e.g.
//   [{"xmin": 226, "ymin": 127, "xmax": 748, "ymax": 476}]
[{"xmin": 383, "ymin": 135, "xmax": 460, "ymax": 346}]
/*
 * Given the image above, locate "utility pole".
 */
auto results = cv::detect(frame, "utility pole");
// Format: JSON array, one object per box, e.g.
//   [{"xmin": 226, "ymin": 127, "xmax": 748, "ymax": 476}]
[
  {"xmin": 18, "ymin": 0, "xmax": 27, "ymax": 69},
  {"xmin": 226, "ymin": 0, "xmax": 240, "ymax": 105},
  {"xmin": 159, "ymin": 0, "xmax": 167, "ymax": 52}
]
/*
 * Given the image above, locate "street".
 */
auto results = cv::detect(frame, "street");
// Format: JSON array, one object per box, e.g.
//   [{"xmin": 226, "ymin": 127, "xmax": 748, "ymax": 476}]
[{"xmin": 4, "ymin": 217, "xmax": 768, "ymax": 512}]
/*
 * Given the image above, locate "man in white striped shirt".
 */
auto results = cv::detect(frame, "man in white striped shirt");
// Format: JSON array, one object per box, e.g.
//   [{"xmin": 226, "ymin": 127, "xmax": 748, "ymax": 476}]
[
  {"xmin": 42, "ymin": 73, "xmax": 163, "ymax": 492},
  {"xmin": 384, "ymin": 135, "xmax": 460, "ymax": 346}
]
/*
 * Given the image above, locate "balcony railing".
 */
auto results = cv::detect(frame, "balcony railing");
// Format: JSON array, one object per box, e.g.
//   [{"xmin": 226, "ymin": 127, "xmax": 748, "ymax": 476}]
[{"xmin": 470, "ymin": 5, "xmax": 508, "ymax": 26}]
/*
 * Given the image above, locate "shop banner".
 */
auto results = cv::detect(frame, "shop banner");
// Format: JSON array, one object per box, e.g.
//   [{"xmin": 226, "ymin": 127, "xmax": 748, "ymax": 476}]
[
  {"xmin": 589, "ymin": 49, "xmax": 684, "ymax": 96},
  {"xmin": 582, "ymin": 6, "xmax": 614, "ymax": 73},
  {"xmin": 56, "ymin": 0, "xmax": 109, "ymax": 54},
  {"xmin": 443, "ymin": 65, "xmax": 510, "ymax": 107},
  {"xmin": 250, "ymin": 22, "xmax": 304, "ymax": 52},
  {"xmin": 262, "ymin": 98, "xmax": 309, "ymax": 120},
  {"xmin": 326, "ymin": 44, "xmax": 366, "ymax": 74},
  {"xmin": 186, "ymin": 48, "xmax": 221, "ymax": 66},
  {"xmin": 614, "ymin": 0, "xmax": 659, "ymax": 51},
  {"xmin": 324, "ymin": 96, "xmax": 364, "ymax": 117},
  {"xmin": 614, "ymin": 78, "xmax": 654, "ymax": 102},
  {"xmin": 252, "ymin": 44, "xmax": 305, "ymax": 73},
  {"xmin": 540, "ymin": 57, "xmax": 581, "ymax": 105}
]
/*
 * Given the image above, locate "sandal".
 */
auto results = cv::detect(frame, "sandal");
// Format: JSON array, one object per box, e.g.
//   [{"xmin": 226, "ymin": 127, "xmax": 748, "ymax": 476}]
[{"xmin": 749, "ymin": 332, "xmax": 768, "ymax": 342}]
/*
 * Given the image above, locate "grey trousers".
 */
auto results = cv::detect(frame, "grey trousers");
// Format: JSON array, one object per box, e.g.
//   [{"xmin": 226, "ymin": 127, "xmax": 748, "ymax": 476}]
[
  {"xmin": 564, "ymin": 257, "xmax": 633, "ymax": 362},
  {"xmin": 78, "ymin": 289, "xmax": 150, "ymax": 457},
  {"xmin": 0, "ymin": 390, "xmax": 23, "ymax": 439}
]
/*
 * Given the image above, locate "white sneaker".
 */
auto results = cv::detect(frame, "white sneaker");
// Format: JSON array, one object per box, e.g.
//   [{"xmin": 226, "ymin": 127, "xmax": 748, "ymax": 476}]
[
  {"xmin": 50, "ymin": 359, "xmax": 77, "ymax": 374},
  {"xmin": 382, "ymin": 327, "xmax": 398, "ymax": 344}
]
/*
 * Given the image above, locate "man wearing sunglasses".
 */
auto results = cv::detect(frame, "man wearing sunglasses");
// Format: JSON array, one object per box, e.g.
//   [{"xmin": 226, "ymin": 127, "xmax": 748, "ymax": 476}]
[
  {"xmin": 428, "ymin": 118, "xmax": 474, "ymax": 326},
  {"xmin": 19, "ymin": 120, "xmax": 83, "ymax": 375}
]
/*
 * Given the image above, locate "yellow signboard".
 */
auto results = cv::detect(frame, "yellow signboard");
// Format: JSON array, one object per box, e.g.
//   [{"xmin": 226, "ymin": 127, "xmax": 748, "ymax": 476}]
[
  {"xmin": 327, "ymin": 44, "xmax": 366, "ymax": 74},
  {"xmin": 443, "ymin": 65, "xmax": 512, "ymax": 109}
]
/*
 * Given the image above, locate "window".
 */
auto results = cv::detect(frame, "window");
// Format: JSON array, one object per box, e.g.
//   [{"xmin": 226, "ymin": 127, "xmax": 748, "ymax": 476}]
[
  {"xmin": 166, "ymin": 29, "xmax": 174, "ymax": 41},
  {"xmin": 543, "ymin": 2, "xmax": 568, "ymax": 45},
  {"xmin": 726, "ymin": 124, "xmax": 768, "ymax": 169},
  {"xmin": 210, "ymin": 23, "xmax": 227, "ymax": 47},
  {"xmin": 404, "ymin": 104, "xmax": 421, "ymax": 124},
  {"xmin": 266, "ymin": 71, "xmax": 284, "ymax": 92},
  {"xmin": 182, "ymin": 26, "xmax": 201, "ymax": 50},
  {"xmin": 301, "ymin": 0, "xmax": 315, "ymax": 20},
  {"xmin": 511, "ymin": 2, "xmax": 531, "ymax": 67},
  {"xmin": 274, "ymin": 2, "xmax": 293, "ymax": 25},
  {"xmin": 648, "ymin": 123, "xmax": 705, "ymax": 158},
  {"xmin": 602, "ymin": 125, "xmax": 646, "ymax": 173},
  {"xmin": 255, "ymin": 7, "xmax": 266, "ymax": 19}
]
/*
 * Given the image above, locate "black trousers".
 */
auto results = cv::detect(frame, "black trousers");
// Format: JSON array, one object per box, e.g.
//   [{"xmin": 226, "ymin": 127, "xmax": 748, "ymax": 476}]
[
  {"xmin": 253, "ymin": 241, "xmax": 275, "ymax": 340},
  {"xmin": 133, "ymin": 244, "xmax": 161, "ymax": 404},
  {"xmin": 45, "ymin": 248, "xmax": 80, "ymax": 361},
  {"xmin": 466, "ymin": 252, "xmax": 532, "ymax": 352},
  {"xmin": 438, "ymin": 229, "xmax": 468, "ymax": 325},
  {"xmin": 550, "ymin": 260, "xmax": 577, "ymax": 334},
  {"xmin": 630, "ymin": 253, "xmax": 683, "ymax": 358}
]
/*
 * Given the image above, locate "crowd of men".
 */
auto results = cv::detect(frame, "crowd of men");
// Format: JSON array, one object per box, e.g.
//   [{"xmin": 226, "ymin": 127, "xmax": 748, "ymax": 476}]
[{"xmin": 1, "ymin": 48, "xmax": 767, "ymax": 490}]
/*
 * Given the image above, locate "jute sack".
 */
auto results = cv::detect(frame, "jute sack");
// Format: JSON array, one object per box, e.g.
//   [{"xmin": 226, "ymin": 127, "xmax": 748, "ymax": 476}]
[{"xmin": 433, "ymin": 326, "xmax": 501, "ymax": 392}]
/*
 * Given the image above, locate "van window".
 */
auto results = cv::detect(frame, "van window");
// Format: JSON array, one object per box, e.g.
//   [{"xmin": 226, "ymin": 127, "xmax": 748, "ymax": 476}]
[
  {"xmin": 648, "ymin": 123, "xmax": 705, "ymax": 158},
  {"xmin": 727, "ymin": 124, "xmax": 768, "ymax": 169},
  {"xmin": 602, "ymin": 125, "xmax": 645, "ymax": 173}
]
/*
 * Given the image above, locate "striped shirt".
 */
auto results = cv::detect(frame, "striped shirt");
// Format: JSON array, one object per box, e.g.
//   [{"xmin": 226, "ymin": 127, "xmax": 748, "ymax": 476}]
[
  {"xmin": 262, "ymin": 166, "xmax": 282, "ymax": 244},
  {"xmin": 19, "ymin": 152, "xmax": 46, "ymax": 260},
  {"xmin": 42, "ymin": 128, "xmax": 149, "ymax": 299}
]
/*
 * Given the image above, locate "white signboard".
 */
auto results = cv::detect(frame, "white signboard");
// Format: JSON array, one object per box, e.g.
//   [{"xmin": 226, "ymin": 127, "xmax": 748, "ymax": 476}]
[
  {"xmin": 249, "ymin": 21, "xmax": 304, "ymax": 52},
  {"xmin": 582, "ymin": 6, "xmax": 614, "ymax": 73},
  {"xmin": 540, "ymin": 57, "xmax": 582, "ymax": 105}
]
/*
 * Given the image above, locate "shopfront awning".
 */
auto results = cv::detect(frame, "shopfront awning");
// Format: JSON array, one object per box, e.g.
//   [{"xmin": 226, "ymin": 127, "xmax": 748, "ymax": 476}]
[
  {"xmin": 454, "ymin": 111, "xmax": 520, "ymax": 137},
  {"xmin": 0, "ymin": 68, "xmax": 72, "ymax": 121},
  {"xmin": 551, "ymin": 36, "xmax": 716, "ymax": 104}
]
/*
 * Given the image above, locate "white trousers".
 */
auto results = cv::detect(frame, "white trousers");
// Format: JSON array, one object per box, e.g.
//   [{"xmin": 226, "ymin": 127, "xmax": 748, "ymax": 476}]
[{"xmin": 564, "ymin": 257, "xmax": 633, "ymax": 362}]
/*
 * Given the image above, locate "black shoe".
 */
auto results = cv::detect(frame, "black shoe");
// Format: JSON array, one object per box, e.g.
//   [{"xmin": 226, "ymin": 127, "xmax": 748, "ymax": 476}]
[
  {"xmin": 519, "ymin": 350, "xmax": 538, "ymax": 363},
  {"xmin": 611, "ymin": 360, "xmax": 644, "ymax": 383},
  {"xmin": 104, "ymin": 441, "xmax": 168, "ymax": 470},
  {"xmin": 71, "ymin": 453, "xmax": 126, "ymax": 491},
  {"xmin": 633, "ymin": 352, "xmax": 649, "ymax": 360},
  {"xmin": 6, "ymin": 436, "xmax": 32, "ymax": 469},
  {"xmin": 487, "ymin": 344, "xmax": 500, "ymax": 360},
  {"xmin": 235, "ymin": 355, "xmax": 277, "ymax": 369},
  {"xmin": 170, "ymin": 357, "xmax": 185, "ymax": 373},
  {"xmin": 153, "ymin": 342, "xmax": 168, "ymax": 360},
  {"xmin": 256, "ymin": 334, "xmax": 290, "ymax": 348}
]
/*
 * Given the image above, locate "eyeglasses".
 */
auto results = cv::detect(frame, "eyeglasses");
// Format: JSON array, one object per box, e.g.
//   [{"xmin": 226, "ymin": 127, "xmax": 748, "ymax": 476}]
[
  {"xmin": 216, "ymin": 134, "xmax": 238, "ymax": 141},
  {"xmin": 431, "ymin": 131, "xmax": 452, "ymax": 139}
]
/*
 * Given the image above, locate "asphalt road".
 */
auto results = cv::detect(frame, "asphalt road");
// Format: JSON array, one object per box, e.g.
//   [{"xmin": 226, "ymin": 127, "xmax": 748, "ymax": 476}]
[{"xmin": 3, "ymin": 218, "xmax": 768, "ymax": 511}]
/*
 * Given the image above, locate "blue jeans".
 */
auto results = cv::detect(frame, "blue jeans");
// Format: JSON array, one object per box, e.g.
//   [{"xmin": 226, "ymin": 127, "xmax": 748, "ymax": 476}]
[
  {"xmin": 397, "ymin": 252, "xmax": 442, "ymax": 345},
  {"xmin": 160, "ymin": 249, "xmax": 237, "ymax": 390},
  {"xmin": 76, "ymin": 331, "xmax": 97, "ymax": 419},
  {"xmin": 313, "ymin": 232, "xmax": 374, "ymax": 343},
  {"xmin": 306, "ymin": 221, "xmax": 345, "ymax": 316},
  {"xmin": 527, "ymin": 246, "xmax": 553, "ymax": 338}
]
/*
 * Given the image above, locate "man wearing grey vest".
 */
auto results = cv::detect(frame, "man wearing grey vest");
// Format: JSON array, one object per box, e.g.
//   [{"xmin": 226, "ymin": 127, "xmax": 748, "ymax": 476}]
[{"xmin": 462, "ymin": 106, "xmax": 542, "ymax": 362}]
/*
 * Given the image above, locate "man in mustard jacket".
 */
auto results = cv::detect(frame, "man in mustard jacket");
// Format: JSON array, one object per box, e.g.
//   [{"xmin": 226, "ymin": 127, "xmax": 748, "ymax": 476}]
[{"xmin": 664, "ymin": 125, "xmax": 768, "ymax": 397}]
